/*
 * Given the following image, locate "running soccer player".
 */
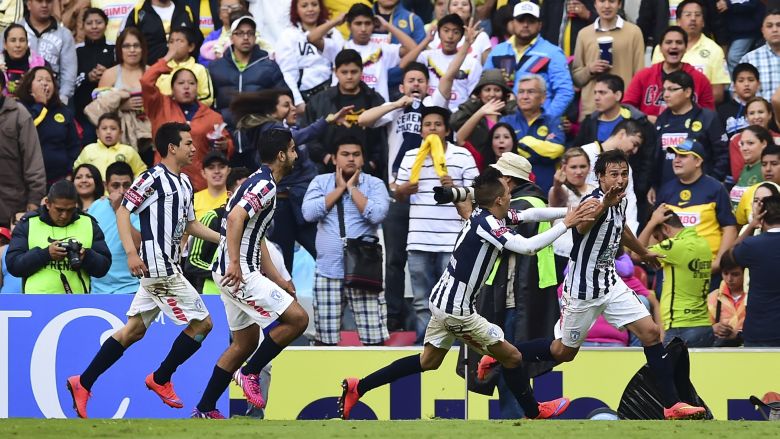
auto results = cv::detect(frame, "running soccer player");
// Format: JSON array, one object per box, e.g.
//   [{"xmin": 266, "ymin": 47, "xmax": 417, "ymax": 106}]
[
  {"xmin": 338, "ymin": 167, "xmax": 598, "ymax": 420},
  {"xmin": 192, "ymin": 128, "xmax": 309, "ymax": 419},
  {"xmin": 66, "ymin": 123, "xmax": 221, "ymax": 418},
  {"xmin": 484, "ymin": 149, "xmax": 707, "ymax": 420}
]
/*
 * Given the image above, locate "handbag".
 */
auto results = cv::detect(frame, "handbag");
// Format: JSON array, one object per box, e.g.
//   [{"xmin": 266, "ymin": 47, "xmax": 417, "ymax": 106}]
[{"xmin": 336, "ymin": 197, "xmax": 384, "ymax": 292}]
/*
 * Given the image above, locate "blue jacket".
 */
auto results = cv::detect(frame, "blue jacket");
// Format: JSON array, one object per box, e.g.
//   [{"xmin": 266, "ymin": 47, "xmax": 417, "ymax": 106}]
[
  {"xmin": 372, "ymin": 2, "xmax": 425, "ymax": 92},
  {"xmin": 500, "ymin": 109, "xmax": 565, "ymax": 193},
  {"xmin": 22, "ymin": 102, "xmax": 79, "ymax": 184},
  {"xmin": 484, "ymin": 36, "xmax": 574, "ymax": 119}
]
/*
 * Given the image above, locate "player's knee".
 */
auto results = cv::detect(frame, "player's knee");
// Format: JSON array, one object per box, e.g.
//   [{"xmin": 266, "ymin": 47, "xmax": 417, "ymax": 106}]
[
  {"xmin": 419, "ymin": 356, "xmax": 441, "ymax": 371},
  {"xmin": 550, "ymin": 342, "xmax": 577, "ymax": 363},
  {"xmin": 499, "ymin": 350, "xmax": 523, "ymax": 369},
  {"xmin": 641, "ymin": 325, "xmax": 661, "ymax": 345},
  {"xmin": 284, "ymin": 304, "xmax": 309, "ymax": 334}
]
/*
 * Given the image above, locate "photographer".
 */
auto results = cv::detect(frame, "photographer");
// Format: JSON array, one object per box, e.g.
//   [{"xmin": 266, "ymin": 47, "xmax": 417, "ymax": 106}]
[{"xmin": 6, "ymin": 180, "xmax": 111, "ymax": 294}]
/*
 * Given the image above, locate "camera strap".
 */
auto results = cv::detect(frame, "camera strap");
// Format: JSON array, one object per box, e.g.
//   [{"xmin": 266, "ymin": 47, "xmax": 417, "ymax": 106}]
[{"xmin": 60, "ymin": 272, "xmax": 74, "ymax": 294}]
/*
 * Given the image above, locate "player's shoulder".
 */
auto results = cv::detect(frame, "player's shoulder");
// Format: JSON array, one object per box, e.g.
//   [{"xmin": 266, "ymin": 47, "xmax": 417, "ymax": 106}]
[{"xmin": 581, "ymin": 186, "xmax": 603, "ymax": 202}]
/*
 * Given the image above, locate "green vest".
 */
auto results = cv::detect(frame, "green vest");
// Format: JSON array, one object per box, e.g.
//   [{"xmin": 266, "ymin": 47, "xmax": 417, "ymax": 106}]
[{"xmin": 25, "ymin": 215, "xmax": 94, "ymax": 294}]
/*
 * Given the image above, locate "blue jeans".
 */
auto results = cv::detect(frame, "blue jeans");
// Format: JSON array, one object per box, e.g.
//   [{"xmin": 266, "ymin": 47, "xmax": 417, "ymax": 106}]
[
  {"xmin": 407, "ymin": 250, "xmax": 450, "ymax": 343},
  {"xmin": 664, "ymin": 326, "xmax": 715, "ymax": 347},
  {"xmin": 497, "ymin": 308, "xmax": 524, "ymax": 419},
  {"xmin": 728, "ymin": 37, "xmax": 756, "ymax": 74}
]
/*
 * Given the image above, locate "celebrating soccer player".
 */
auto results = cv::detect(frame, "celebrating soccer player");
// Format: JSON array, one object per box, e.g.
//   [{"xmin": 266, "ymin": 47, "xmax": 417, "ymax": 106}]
[
  {"xmin": 339, "ymin": 167, "xmax": 597, "ymax": 420},
  {"xmin": 66, "ymin": 123, "xmax": 221, "ymax": 418}
]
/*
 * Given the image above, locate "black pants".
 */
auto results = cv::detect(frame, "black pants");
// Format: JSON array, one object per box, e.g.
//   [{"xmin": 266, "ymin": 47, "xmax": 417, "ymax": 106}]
[
  {"xmin": 268, "ymin": 198, "xmax": 316, "ymax": 272},
  {"xmin": 382, "ymin": 199, "xmax": 411, "ymax": 328}
]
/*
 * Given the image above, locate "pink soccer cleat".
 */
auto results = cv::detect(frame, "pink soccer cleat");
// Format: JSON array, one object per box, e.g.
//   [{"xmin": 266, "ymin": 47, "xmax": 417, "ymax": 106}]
[
  {"xmin": 66, "ymin": 375, "xmax": 91, "ymax": 418},
  {"xmin": 664, "ymin": 402, "xmax": 706, "ymax": 420},
  {"xmin": 233, "ymin": 369, "xmax": 266, "ymax": 408},
  {"xmin": 191, "ymin": 408, "xmax": 226, "ymax": 419},
  {"xmin": 339, "ymin": 377, "xmax": 361, "ymax": 420},
  {"xmin": 145, "ymin": 373, "xmax": 184, "ymax": 408},
  {"xmin": 534, "ymin": 397, "xmax": 571, "ymax": 419}
]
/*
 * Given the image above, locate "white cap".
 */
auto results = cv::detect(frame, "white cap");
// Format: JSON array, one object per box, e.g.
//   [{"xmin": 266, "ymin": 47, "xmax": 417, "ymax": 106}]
[
  {"xmin": 230, "ymin": 15, "xmax": 256, "ymax": 33},
  {"xmin": 513, "ymin": 1, "xmax": 540, "ymax": 19},
  {"xmin": 490, "ymin": 152, "xmax": 532, "ymax": 181}
]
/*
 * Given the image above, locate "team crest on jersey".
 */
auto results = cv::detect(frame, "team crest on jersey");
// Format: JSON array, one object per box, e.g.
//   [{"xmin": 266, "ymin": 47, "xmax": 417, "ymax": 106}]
[
  {"xmin": 691, "ymin": 121, "xmax": 702, "ymax": 132},
  {"xmin": 116, "ymin": 154, "xmax": 127, "ymax": 162},
  {"xmin": 537, "ymin": 125, "xmax": 549, "ymax": 137},
  {"xmin": 700, "ymin": 49, "xmax": 710, "ymax": 58},
  {"xmin": 570, "ymin": 330, "xmax": 580, "ymax": 341},
  {"xmin": 54, "ymin": 113, "xmax": 65, "ymax": 123},
  {"xmin": 194, "ymin": 296, "xmax": 205, "ymax": 312},
  {"xmin": 271, "ymin": 290, "xmax": 283, "ymax": 302},
  {"xmin": 684, "ymin": 119, "xmax": 691, "ymax": 129},
  {"xmin": 680, "ymin": 189, "xmax": 691, "ymax": 201},
  {"xmin": 398, "ymin": 19, "xmax": 408, "ymax": 29},
  {"xmin": 660, "ymin": 239, "xmax": 673, "ymax": 250}
]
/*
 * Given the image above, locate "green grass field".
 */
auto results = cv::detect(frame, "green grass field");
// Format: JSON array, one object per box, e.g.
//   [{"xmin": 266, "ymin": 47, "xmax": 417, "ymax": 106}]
[{"xmin": 0, "ymin": 419, "xmax": 777, "ymax": 438}]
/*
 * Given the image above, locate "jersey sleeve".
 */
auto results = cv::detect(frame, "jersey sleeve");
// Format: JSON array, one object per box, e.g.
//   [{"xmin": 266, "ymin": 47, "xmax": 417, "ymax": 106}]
[
  {"xmin": 650, "ymin": 236, "xmax": 685, "ymax": 266},
  {"xmin": 121, "ymin": 170, "xmax": 156, "ymax": 213},
  {"xmin": 475, "ymin": 215, "xmax": 511, "ymax": 250},
  {"xmin": 383, "ymin": 43, "xmax": 402, "ymax": 68},
  {"xmin": 714, "ymin": 186, "xmax": 737, "ymax": 226},
  {"xmin": 237, "ymin": 179, "xmax": 276, "ymax": 218},
  {"xmin": 735, "ymin": 185, "xmax": 756, "ymax": 225}
]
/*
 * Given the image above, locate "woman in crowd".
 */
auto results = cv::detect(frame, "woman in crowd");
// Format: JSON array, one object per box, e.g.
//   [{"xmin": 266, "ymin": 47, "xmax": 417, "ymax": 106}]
[
  {"xmin": 87, "ymin": 28, "xmax": 152, "ymax": 162},
  {"xmin": 430, "ymin": 0, "xmax": 492, "ymax": 63},
  {"xmin": 275, "ymin": 0, "xmax": 343, "ymax": 110},
  {"xmin": 72, "ymin": 164, "xmax": 104, "ymax": 212},
  {"xmin": 730, "ymin": 125, "xmax": 774, "ymax": 208},
  {"xmin": 75, "ymin": 8, "xmax": 116, "ymax": 145},
  {"xmin": 729, "ymin": 97, "xmax": 780, "ymax": 182},
  {"xmin": 16, "ymin": 67, "xmax": 79, "ymax": 186},
  {"xmin": 142, "ymin": 45, "xmax": 234, "ymax": 191},
  {"xmin": 736, "ymin": 182, "xmax": 780, "ymax": 242},
  {"xmin": 0, "ymin": 24, "xmax": 47, "ymax": 96},
  {"xmin": 457, "ymin": 120, "xmax": 516, "ymax": 171}
]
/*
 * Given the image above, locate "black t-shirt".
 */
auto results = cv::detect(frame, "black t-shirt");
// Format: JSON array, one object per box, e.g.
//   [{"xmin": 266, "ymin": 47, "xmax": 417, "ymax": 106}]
[{"xmin": 733, "ymin": 231, "xmax": 780, "ymax": 345}]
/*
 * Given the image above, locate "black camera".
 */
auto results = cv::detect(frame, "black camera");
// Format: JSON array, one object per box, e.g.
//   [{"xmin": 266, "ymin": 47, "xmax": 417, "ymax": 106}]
[
  {"xmin": 59, "ymin": 239, "xmax": 83, "ymax": 270},
  {"xmin": 433, "ymin": 186, "xmax": 475, "ymax": 204}
]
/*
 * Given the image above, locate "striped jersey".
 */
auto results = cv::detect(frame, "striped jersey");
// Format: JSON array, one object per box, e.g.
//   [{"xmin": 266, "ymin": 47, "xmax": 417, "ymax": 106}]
[
  {"xmin": 214, "ymin": 166, "xmax": 277, "ymax": 275},
  {"xmin": 430, "ymin": 207, "xmax": 516, "ymax": 316},
  {"xmin": 564, "ymin": 187, "xmax": 626, "ymax": 300},
  {"xmin": 121, "ymin": 164, "xmax": 195, "ymax": 278}
]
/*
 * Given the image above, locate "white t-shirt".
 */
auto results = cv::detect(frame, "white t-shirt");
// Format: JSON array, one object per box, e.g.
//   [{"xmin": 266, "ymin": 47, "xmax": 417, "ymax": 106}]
[
  {"xmin": 275, "ymin": 25, "xmax": 345, "ymax": 105},
  {"xmin": 151, "ymin": 3, "xmax": 175, "ymax": 36},
  {"xmin": 430, "ymin": 31, "xmax": 492, "ymax": 63},
  {"xmin": 416, "ymin": 48, "xmax": 482, "ymax": 111},
  {"xmin": 323, "ymin": 39, "xmax": 401, "ymax": 102},
  {"xmin": 581, "ymin": 142, "xmax": 639, "ymax": 233}
]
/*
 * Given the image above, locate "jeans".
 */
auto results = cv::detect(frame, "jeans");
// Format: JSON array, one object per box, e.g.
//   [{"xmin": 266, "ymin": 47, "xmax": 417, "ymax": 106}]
[
  {"xmin": 267, "ymin": 198, "xmax": 316, "ymax": 272},
  {"xmin": 383, "ymin": 200, "xmax": 411, "ymax": 328},
  {"xmin": 664, "ymin": 326, "xmax": 715, "ymax": 347},
  {"xmin": 727, "ymin": 37, "xmax": 756, "ymax": 74},
  {"xmin": 497, "ymin": 308, "xmax": 524, "ymax": 419},
  {"xmin": 407, "ymin": 250, "xmax": 450, "ymax": 343}
]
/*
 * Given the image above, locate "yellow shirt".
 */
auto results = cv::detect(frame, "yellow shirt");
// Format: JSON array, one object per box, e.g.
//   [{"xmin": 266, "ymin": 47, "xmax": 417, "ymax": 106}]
[
  {"xmin": 194, "ymin": 188, "xmax": 227, "ymax": 220},
  {"xmin": 73, "ymin": 141, "xmax": 147, "ymax": 184},
  {"xmin": 652, "ymin": 34, "xmax": 730, "ymax": 85},
  {"xmin": 155, "ymin": 57, "xmax": 215, "ymax": 107}
]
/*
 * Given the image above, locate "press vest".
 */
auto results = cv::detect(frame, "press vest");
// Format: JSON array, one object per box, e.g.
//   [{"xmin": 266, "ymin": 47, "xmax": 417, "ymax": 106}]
[{"xmin": 25, "ymin": 215, "xmax": 94, "ymax": 294}]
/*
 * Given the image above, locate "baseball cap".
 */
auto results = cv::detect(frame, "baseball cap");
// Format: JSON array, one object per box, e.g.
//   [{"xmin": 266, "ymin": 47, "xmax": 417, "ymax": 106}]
[
  {"xmin": 230, "ymin": 15, "xmax": 256, "ymax": 33},
  {"xmin": 490, "ymin": 152, "xmax": 532, "ymax": 181},
  {"xmin": 513, "ymin": 1, "xmax": 540, "ymax": 19},
  {"xmin": 667, "ymin": 139, "xmax": 706, "ymax": 160},
  {"xmin": 0, "ymin": 227, "xmax": 10, "ymax": 241},
  {"xmin": 202, "ymin": 151, "xmax": 229, "ymax": 169}
]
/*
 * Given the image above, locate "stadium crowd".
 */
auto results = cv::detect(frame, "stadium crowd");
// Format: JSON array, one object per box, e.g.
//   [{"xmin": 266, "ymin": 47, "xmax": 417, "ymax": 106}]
[{"xmin": 2, "ymin": 0, "xmax": 780, "ymax": 350}]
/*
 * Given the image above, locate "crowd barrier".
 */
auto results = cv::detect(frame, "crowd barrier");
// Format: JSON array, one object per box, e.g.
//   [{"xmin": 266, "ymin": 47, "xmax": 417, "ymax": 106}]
[{"xmin": 2, "ymin": 295, "xmax": 778, "ymax": 420}]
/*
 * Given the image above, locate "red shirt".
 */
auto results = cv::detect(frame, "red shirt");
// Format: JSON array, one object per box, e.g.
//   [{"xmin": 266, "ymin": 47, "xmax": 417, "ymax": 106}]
[{"xmin": 623, "ymin": 63, "xmax": 715, "ymax": 117}]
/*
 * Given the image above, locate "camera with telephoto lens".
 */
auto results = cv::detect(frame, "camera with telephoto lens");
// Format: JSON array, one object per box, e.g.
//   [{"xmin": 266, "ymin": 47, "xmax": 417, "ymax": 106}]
[
  {"xmin": 59, "ymin": 239, "xmax": 83, "ymax": 270},
  {"xmin": 433, "ymin": 186, "xmax": 475, "ymax": 204}
]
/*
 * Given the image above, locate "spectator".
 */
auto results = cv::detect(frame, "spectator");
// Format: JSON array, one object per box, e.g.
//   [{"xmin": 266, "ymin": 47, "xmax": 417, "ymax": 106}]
[
  {"xmin": 735, "ymin": 145, "xmax": 780, "ymax": 228},
  {"xmin": 0, "ymin": 213, "xmax": 24, "ymax": 293},
  {"xmin": 302, "ymin": 136, "xmax": 390, "ymax": 346},
  {"xmin": 6, "ymin": 180, "xmax": 111, "ymax": 294},
  {"xmin": 90, "ymin": 27, "xmax": 153, "ymax": 162},
  {"xmin": 430, "ymin": 0, "xmax": 493, "ymax": 63},
  {"xmin": 730, "ymin": 195, "xmax": 780, "ymax": 347},
  {"xmin": 639, "ymin": 206, "xmax": 714, "ymax": 347},
  {"xmin": 193, "ymin": 151, "xmax": 230, "ymax": 220},
  {"xmin": 460, "ymin": 122, "xmax": 518, "ymax": 170},
  {"xmin": 708, "ymin": 250, "xmax": 746, "ymax": 347},
  {"xmin": 651, "ymin": 0, "xmax": 730, "ymax": 104},
  {"xmin": 99, "ymin": 0, "xmax": 139, "ymax": 44},
  {"xmin": 623, "ymin": 26, "xmax": 714, "ymax": 122},
  {"xmin": 0, "ymin": 0, "xmax": 23, "ymax": 36},
  {"xmin": 246, "ymin": 0, "xmax": 292, "ymax": 47},
  {"xmin": 302, "ymin": 49, "xmax": 386, "ymax": 174},
  {"xmin": 16, "ymin": 66, "xmax": 79, "ymax": 186},
  {"xmin": 484, "ymin": 1, "xmax": 574, "ymax": 119},
  {"xmin": 651, "ymin": 70, "xmax": 728, "ymax": 195},
  {"xmin": 736, "ymin": 182, "xmax": 780, "ymax": 241},
  {"xmin": 74, "ymin": 8, "xmax": 116, "ymax": 145},
  {"xmin": 729, "ymin": 98, "xmax": 780, "ymax": 183},
  {"xmin": 739, "ymin": 9, "xmax": 780, "ymax": 101},
  {"xmin": 637, "ymin": 0, "xmax": 724, "ymax": 48},
  {"xmin": 208, "ymin": 15, "xmax": 286, "ymax": 170},
  {"xmin": 123, "ymin": 0, "xmax": 200, "ymax": 65},
  {"xmin": 730, "ymin": 125, "xmax": 773, "ymax": 208},
  {"xmin": 500, "ymin": 74, "xmax": 564, "ymax": 193},
  {"xmin": 571, "ymin": 0, "xmax": 645, "ymax": 120},
  {"xmin": 394, "ymin": 102, "xmax": 478, "ymax": 341},
  {"xmin": 275, "ymin": 0, "xmax": 344, "ymax": 107},
  {"xmin": 452, "ymin": 69, "xmax": 517, "ymax": 162},
  {"xmin": 73, "ymin": 112, "xmax": 147, "ymax": 180},
  {"xmin": 72, "ymin": 164, "xmax": 104, "ymax": 212},
  {"xmin": 0, "ymin": 23, "xmax": 47, "ymax": 96},
  {"xmin": 655, "ymin": 140, "xmax": 737, "ymax": 273},
  {"xmin": 189, "ymin": 0, "xmax": 222, "ymax": 40},
  {"xmin": 0, "ymin": 0, "xmax": 78, "ymax": 104},
  {"xmin": 718, "ymin": 63, "xmax": 760, "ymax": 139},
  {"xmin": 142, "ymin": 44, "xmax": 234, "ymax": 191},
  {"xmin": 373, "ymin": 0, "xmax": 426, "ymax": 100},
  {"xmin": 154, "ymin": 27, "xmax": 214, "ymax": 107},
  {"xmin": 0, "ymin": 72, "xmax": 44, "ymax": 226},
  {"xmin": 538, "ymin": 0, "xmax": 596, "ymax": 57},
  {"xmin": 88, "ymin": 161, "xmax": 141, "ymax": 295},
  {"xmin": 400, "ymin": 13, "xmax": 482, "ymax": 111},
  {"xmin": 199, "ymin": 0, "xmax": 251, "ymax": 66},
  {"xmin": 716, "ymin": 0, "xmax": 764, "ymax": 74}
]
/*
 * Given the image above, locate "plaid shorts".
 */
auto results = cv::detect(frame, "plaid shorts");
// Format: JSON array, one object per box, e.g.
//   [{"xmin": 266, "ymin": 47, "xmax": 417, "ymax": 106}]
[{"xmin": 313, "ymin": 274, "xmax": 389, "ymax": 345}]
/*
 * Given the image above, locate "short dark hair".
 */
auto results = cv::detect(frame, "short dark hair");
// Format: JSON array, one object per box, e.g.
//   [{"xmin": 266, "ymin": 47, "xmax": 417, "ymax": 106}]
[
  {"xmin": 610, "ymin": 119, "xmax": 643, "ymax": 138},
  {"xmin": 170, "ymin": 26, "xmax": 198, "ymax": 46},
  {"xmin": 335, "ymin": 49, "xmax": 363, "ymax": 69},
  {"xmin": 719, "ymin": 249, "xmax": 742, "ymax": 273},
  {"xmin": 762, "ymin": 143, "xmax": 780, "ymax": 159},
  {"xmin": 760, "ymin": 195, "xmax": 780, "ymax": 225},
  {"xmin": 732, "ymin": 62, "xmax": 760, "ymax": 83},
  {"xmin": 661, "ymin": 210, "xmax": 684, "ymax": 228},
  {"xmin": 437, "ymin": 13, "xmax": 465, "ymax": 32},
  {"xmin": 473, "ymin": 167, "xmax": 506, "ymax": 208},
  {"xmin": 765, "ymin": 8, "xmax": 780, "ymax": 21},
  {"xmin": 662, "ymin": 26, "xmax": 688, "ymax": 46},
  {"xmin": 16, "ymin": 66, "xmax": 62, "ymax": 108},
  {"xmin": 97, "ymin": 112, "xmax": 122, "ymax": 128},
  {"xmin": 403, "ymin": 61, "xmax": 429, "ymax": 81},
  {"xmin": 82, "ymin": 7, "xmax": 108, "ymax": 24},
  {"xmin": 594, "ymin": 73, "xmax": 624, "ymax": 94},
  {"xmin": 665, "ymin": 70, "xmax": 695, "ymax": 93},
  {"xmin": 677, "ymin": 0, "xmax": 706, "ymax": 20},
  {"xmin": 155, "ymin": 122, "xmax": 191, "ymax": 157},
  {"xmin": 227, "ymin": 167, "xmax": 252, "ymax": 192},
  {"xmin": 105, "ymin": 161, "xmax": 134, "ymax": 182},
  {"xmin": 257, "ymin": 128, "xmax": 293, "ymax": 163},
  {"xmin": 346, "ymin": 3, "xmax": 373, "ymax": 23},
  {"xmin": 334, "ymin": 135, "xmax": 364, "ymax": 153},
  {"xmin": 47, "ymin": 179, "xmax": 79, "ymax": 202},
  {"xmin": 171, "ymin": 68, "xmax": 197, "ymax": 88},
  {"xmin": 593, "ymin": 149, "xmax": 629, "ymax": 177}
]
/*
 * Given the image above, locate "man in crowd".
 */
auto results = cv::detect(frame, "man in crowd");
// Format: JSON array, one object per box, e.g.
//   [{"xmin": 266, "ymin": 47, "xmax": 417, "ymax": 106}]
[
  {"xmin": 194, "ymin": 151, "xmax": 230, "ymax": 220},
  {"xmin": 373, "ymin": 0, "xmax": 426, "ymax": 100},
  {"xmin": 740, "ymin": 9, "xmax": 780, "ymax": 101}
]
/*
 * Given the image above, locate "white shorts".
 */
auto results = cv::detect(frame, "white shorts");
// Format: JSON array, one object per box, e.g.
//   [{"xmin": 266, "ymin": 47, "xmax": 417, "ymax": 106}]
[
  {"xmin": 423, "ymin": 305, "xmax": 505, "ymax": 356},
  {"xmin": 126, "ymin": 272, "xmax": 210, "ymax": 327},
  {"xmin": 212, "ymin": 271, "xmax": 294, "ymax": 332},
  {"xmin": 555, "ymin": 279, "xmax": 650, "ymax": 348}
]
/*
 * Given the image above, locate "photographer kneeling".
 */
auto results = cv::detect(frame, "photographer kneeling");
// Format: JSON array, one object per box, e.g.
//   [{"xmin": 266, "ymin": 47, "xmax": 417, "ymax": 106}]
[{"xmin": 6, "ymin": 180, "xmax": 111, "ymax": 293}]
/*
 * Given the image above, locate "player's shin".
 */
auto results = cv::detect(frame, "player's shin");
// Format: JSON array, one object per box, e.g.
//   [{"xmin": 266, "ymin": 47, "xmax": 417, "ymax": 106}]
[
  {"xmin": 79, "ymin": 336, "xmax": 126, "ymax": 390},
  {"xmin": 196, "ymin": 365, "xmax": 233, "ymax": 412},
  {"xmin": 643, "ymin": 343, "xmax": 680, "ymax": 408},
  {"xmin": 357, "ymin": 354, "xmax": 424, "ymax": 396},
  {"xmin": 241, "ymin": 335, "xmax": 284, "ymax": 375},
  {"xmin": 153, "ymin": 331, "xmax": 203, "ymax": 385},
  {"xmin": 501, "ymin": 363, "xmax": 540, "ymax": 418},
  {"xmin": 513, "ymin": 338, "xmax": 555, "ymax": 363}
]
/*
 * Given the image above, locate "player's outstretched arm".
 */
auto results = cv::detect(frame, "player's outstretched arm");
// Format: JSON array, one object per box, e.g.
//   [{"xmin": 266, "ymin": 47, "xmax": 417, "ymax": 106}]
[
  {"xmin": 507, "ymin": 207, "xmax": 567, "ymax": 225},
  {"xmin": 621, "ymin": 226, "xmax": 663, "ymax": 269},
  {"xmin": 503, "ymin": 222, "xmax": 568, "ymax": 255},
  {"xmin": 186, "ymin": 220, "xmax": 220, "ymax": 244}
]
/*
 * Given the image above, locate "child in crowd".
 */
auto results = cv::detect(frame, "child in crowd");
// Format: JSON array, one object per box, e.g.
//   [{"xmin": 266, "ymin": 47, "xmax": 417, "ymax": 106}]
[
  {"xmin": 74, "ymin": 113, "xmax": 147, "ymax": 180},
  {"xmin": 155, "ymin": 27, "xmax": 214, "ymax": 107}
]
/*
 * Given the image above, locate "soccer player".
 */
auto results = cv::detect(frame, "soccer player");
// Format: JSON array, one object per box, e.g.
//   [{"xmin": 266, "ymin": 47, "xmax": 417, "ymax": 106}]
[
  {"xmin": 192, "ymin": 128, "xmax": 309, "ymax": 419},
  {"xmin": 485, "ymin": 149, "xmax": 708, "ymax": 420},
  {"xmin": 338, "ymin": 167, "xmax": 598, "ymax": 420},
  {"xmin": 66, "ymin": 123, "xmax": 221, "ymax": 418}
]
